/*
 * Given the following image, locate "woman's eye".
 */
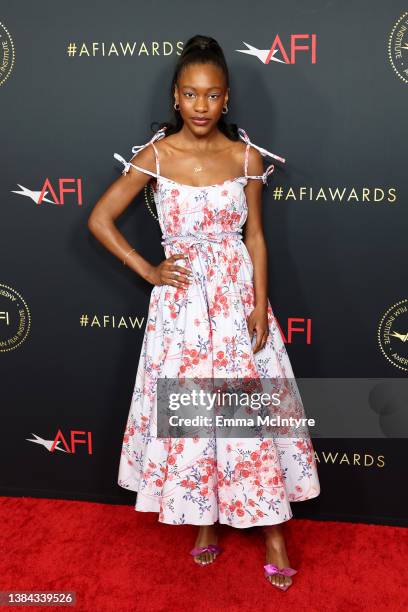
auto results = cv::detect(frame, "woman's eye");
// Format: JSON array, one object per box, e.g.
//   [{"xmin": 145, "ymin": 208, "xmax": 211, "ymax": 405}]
[{"xmin": 184, "ymin": 93, "xmax": 220, "ymax": 100}]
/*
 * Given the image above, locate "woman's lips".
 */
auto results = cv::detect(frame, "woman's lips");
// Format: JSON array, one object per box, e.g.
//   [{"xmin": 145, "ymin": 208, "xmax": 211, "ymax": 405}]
[{"xmin": 191, "ymin": 118, "xmax": 210, "ymax": 125}]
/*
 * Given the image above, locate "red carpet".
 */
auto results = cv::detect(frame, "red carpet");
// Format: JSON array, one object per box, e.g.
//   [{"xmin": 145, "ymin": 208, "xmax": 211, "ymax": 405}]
[{"xmin": 1, "ymin": 496, "xmax": 407, "ymax": 612}]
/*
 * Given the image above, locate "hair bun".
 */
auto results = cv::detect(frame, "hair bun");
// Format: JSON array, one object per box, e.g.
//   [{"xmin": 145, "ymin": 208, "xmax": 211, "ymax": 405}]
[{"xmin": 185, "ymin": 36, "xmax": 218, "ymax": 54}]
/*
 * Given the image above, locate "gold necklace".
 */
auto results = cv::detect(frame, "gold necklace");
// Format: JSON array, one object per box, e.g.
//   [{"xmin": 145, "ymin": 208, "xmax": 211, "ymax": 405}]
[{"xmin": 193, "ymin": 166, "xmax": 203, "ymax": 173}]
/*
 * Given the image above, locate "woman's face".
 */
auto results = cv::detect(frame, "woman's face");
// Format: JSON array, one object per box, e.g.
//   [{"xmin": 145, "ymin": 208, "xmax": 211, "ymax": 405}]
[{"xmin": 174, "ymin": 63, "xmax": 229, "ymax": 134}]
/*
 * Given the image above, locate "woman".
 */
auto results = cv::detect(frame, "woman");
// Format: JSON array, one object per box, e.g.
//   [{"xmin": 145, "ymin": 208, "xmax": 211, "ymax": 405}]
[{"xmin": 88, "ymin": 34, "xmax": 320, "ymax": 591}]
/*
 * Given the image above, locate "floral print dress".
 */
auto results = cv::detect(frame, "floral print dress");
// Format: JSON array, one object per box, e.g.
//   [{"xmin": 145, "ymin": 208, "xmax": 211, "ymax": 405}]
[{"xmin": 114, "ymin": 126, "xmax": 320, "ymax": 527}]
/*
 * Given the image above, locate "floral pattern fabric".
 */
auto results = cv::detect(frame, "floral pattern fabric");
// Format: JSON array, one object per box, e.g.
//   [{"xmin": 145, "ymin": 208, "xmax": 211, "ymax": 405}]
[{"xmin": 117, "ymin": 129, "xmax": 320, "ymax": 527}]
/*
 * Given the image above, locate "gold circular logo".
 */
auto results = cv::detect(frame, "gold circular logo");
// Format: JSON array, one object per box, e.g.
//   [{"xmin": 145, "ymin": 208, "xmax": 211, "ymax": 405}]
[
  {"xmin": 378, "ymin": 299, "xmax": 408, "ymax": 371},
  {"xmin": 0, "ymin": 21, "xmax": 15, "ymax": 87},
  {"xmin": 0, "ymin": 283, "xmax": 31, "ymax": 352},
  {"xmin": 388, "ymin": 12, "xmax": 408, "ymax": 85}
]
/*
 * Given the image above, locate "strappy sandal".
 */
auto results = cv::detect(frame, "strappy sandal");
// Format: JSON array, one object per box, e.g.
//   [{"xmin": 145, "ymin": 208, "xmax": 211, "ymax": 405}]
[
  {"xmin": 263, "ymin": 563, "xmax": 297, "ymax": 591},
  {"xmin": 190, "ymin": 544, "xmax": 223, "ymax": 565}
]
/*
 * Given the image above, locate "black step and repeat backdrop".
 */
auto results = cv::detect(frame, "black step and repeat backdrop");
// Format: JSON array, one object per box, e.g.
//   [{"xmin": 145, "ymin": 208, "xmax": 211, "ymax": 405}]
[{"xmin": 1, "ymin": 1, "xmax": 407, "ymax": 526}]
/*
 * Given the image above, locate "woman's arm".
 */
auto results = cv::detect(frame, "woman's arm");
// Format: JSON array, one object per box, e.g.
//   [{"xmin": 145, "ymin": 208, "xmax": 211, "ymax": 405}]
[
  {"xmin": 87, "ymin": 144, "xmax": 157, "ymax": 282},
  {"xmin": 243, "ymin": 146, "xmax": 269, "ymax": 309},
  {"xmin": 243, "ymin": 146, "xmax": 269, "ymax": 353},
  {"xmin": 87, "ymin": 144, "xmax": 191, "ymax": 289}
]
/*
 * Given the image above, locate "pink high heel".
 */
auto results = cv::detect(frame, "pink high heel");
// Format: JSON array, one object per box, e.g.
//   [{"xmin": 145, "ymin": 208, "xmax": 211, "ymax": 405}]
[
  {"xmin": 264, "ymin": 563, "xmax": 297, "ymax": 591},
  {"xmin": 190, "ymin": 544, "xmax": 223, "ymax": 565}
]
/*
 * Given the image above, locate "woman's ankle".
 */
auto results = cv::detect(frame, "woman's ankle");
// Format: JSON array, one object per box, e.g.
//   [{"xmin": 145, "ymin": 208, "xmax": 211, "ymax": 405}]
[
  {"xmin": 196, "ymin": 524, "xmax": 217, "ymax": 540},
  {"xmin": 198, "ymin": 524, "xmax": 217, "ymax": 533},
  {"xmin": 263, "ymin": 525, "xmax": 287, "ymax": 550}
]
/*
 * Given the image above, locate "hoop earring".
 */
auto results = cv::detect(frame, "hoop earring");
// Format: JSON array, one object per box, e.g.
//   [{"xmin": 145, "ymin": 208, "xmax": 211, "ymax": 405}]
[
  {"xmin": 222, "ymin": 105, "xmax": 228, "ymax": 114},
  {"xmin": 174, "ymin": 102, "xmax": 180, "ymax": 111}
]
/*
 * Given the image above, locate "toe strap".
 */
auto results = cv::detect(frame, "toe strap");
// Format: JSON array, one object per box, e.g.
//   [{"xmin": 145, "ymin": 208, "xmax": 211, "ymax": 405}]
[
  {"xmin": 264, "ymin": 563, "xmax": 297, "ymax": 577},
  {"xmin": 190, "ymin": 544, "xmax": 222, "ymax": 556}
]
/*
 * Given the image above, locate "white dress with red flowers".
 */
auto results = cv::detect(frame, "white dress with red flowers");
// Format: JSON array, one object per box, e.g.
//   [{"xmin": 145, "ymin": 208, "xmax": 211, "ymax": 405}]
[{"xmin": 114, "ymin": 127, "xmax": 321, "ymax": 527}]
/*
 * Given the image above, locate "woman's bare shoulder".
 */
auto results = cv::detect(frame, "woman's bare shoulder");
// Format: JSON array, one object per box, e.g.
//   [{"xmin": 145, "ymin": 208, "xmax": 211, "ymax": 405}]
[
  {"xmin": 232, "ymin": 139, "xmax": 247, "ymax": 163},
  {"xmin": 154, "ymin": 133, "xmax": 179, "ymax": 161}
]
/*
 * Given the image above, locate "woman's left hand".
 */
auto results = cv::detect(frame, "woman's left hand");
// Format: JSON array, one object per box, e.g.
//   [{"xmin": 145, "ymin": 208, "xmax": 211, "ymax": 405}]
[{"xmin": 247, "ymin": 305, "xmax": 269, "ymax": 354}]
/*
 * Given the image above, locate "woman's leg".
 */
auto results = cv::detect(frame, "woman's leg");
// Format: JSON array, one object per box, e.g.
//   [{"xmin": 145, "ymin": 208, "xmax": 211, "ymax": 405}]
[
  {"xmin": 263, "ymin": 524, "xmax": 293, "ymax": 589},
  {"xmin": 193, "ymin": 524, "xmax": 219, "ymax": 565}
]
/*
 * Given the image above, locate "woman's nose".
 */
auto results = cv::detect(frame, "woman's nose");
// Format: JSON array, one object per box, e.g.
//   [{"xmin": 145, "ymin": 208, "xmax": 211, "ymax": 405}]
[{"xmin": 194, "ymin": 99, "xmax": 208, "ymax": 112}]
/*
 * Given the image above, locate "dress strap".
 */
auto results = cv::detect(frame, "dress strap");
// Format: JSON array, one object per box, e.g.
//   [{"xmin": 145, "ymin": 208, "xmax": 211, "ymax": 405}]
[
  {"xmin": 113, "ymin": 126, "xmax": 167, "ymax": 178},
  {"xmin": 238, "ymin": 127, "xmax": 285, "ymax": 186},
  {"xmin": 151, "ymin": 142, "xmax": 160, "ymax": 176}
]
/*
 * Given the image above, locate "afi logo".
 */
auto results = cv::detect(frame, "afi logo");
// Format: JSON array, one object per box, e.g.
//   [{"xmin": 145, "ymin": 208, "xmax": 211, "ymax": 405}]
[
  {"xmin": 27, "ymin": 430, "xmax": 93, "ymax": 453},
  {"xmin": 276, "ymin": 318, "xmax": 312, "ymax": 344},
  {"xmin": 12, "ymin": 179, "xmax": 83, "ymax": 206},
  {"xmin": 38, "ymin": 179, "xmax": 83, "ymax": 205},
  {"xmin": 51, "ymin": 429, "xmax": 92, "ymax": 453},
  {"xmin": 237, "ymin": 35, "xmax": 317, "ymax": 64}
]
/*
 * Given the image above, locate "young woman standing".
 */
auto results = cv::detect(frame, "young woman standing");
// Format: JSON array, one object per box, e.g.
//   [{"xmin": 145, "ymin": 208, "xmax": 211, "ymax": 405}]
[{"xmin": 88, "ymin": 34, "xmax": 320, "ymax": 592}]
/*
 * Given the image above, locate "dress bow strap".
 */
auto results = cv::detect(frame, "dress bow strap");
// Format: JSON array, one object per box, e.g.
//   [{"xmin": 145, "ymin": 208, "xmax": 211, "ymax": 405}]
[
  {"xmin": 114, "ymin": 126, "xmax": 167, "ymax": 176},
  {"xmin": 113, "ymin": 153, "xmax": 132, "ymax": 175},
  {"xmin": 130, "ymin": 126, "xmax": 167, "ymax": 156},
  {"xmin": 238, "ymin": 128, "xmax": 286, "ymax": 164},
  {"xmin": 238, "ymin": 127, "xmax": 286, "ymax": 186}
]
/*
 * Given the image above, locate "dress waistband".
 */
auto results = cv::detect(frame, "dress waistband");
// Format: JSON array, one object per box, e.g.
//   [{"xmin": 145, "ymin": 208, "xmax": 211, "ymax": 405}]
[{"xmin": 161, "ymin": 230, "xmax": 243, "ymax": 247}]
